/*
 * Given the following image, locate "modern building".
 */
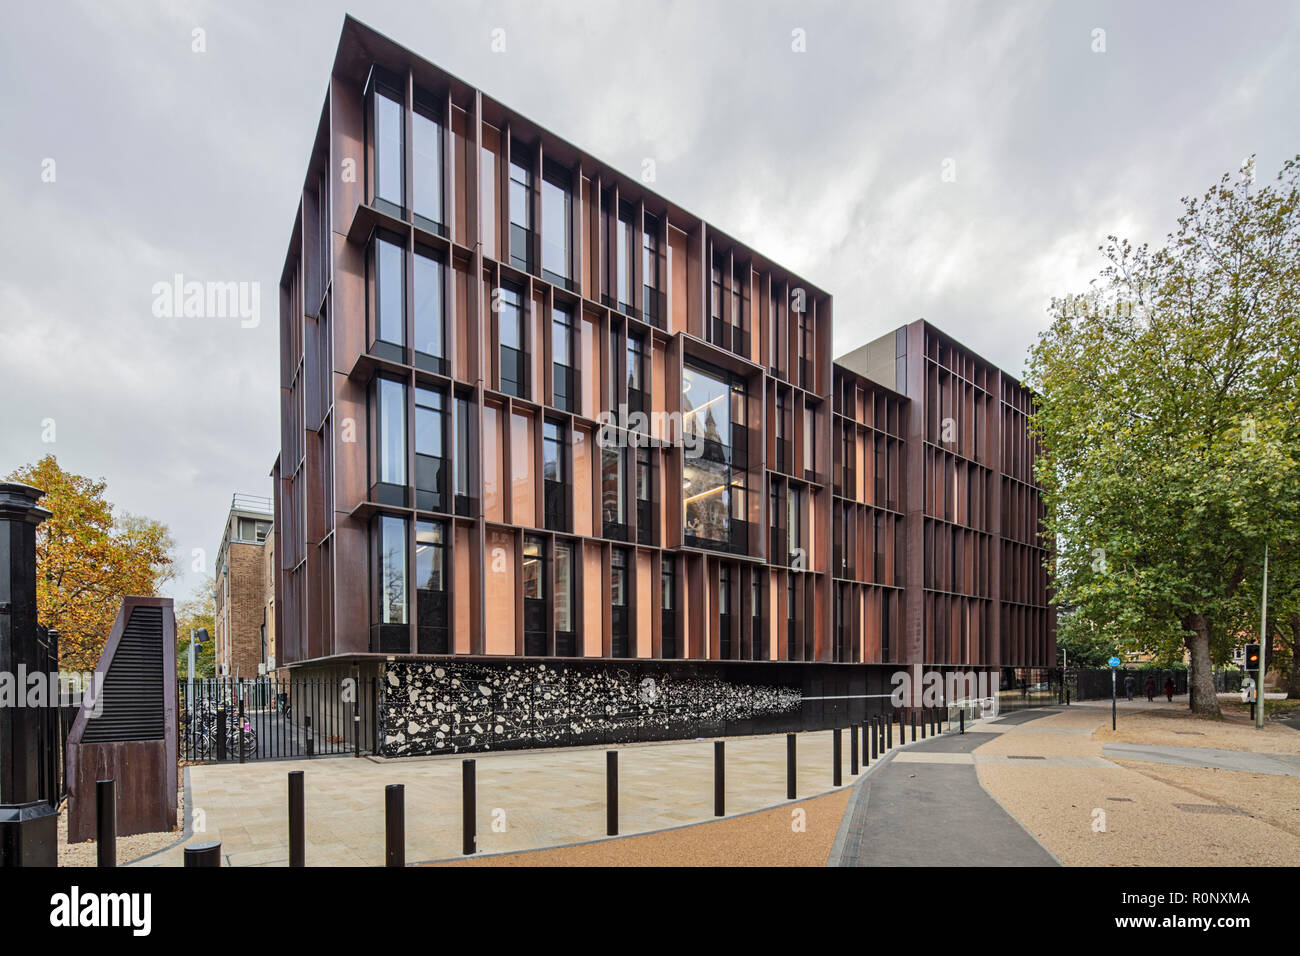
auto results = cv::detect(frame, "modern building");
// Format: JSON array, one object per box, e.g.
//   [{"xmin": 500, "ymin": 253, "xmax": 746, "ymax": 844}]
[
  {"xmin": 214, "ymin": 494, "xmax": 275, "ymax": 677},
  {"xmin": 272, "ymin": 17, "xmax": 1054, "ymax": 755}
]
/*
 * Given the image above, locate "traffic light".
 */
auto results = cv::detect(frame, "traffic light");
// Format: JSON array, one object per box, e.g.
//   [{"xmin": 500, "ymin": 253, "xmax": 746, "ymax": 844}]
[{"xmin": 1244, "ymin": 643, "xmax": 1261, "ymax": 672}]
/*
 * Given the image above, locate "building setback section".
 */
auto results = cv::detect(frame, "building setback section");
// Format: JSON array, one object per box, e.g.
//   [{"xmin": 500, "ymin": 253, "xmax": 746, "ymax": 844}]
[{"xmin": 272, "ymin": 17, "xmax": 1053, "ymax": 752}]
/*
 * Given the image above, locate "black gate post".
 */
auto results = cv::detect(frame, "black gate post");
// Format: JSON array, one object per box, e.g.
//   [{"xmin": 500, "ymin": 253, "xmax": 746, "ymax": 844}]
[
  {"xmin": 606, "ymin": 751, "xmax": 619, "ymax": 836},
  {"xmin": 0, "ymin": 483, "xmax": 59, "ymax": 865},
  {"xmin": 385, "ymin": 784, "xmax": 404, "ymax": 867},
  {"xmin": 463, "ymin": 759, "xmax": 476, "ymax": 855},
  {"xmin": 238, "ymin": 695, "xmax": 246, "ymax": 764},
  {"xmin": 96, "ymin": 779, "xmax": 116, "ymax": 868},
  {"xmin": 288, "ymin": 771, "xmax": 304, "ymax": 867},
  {"xmin": 786, "ymin": 733, "xmax": 797, "ymax": 799},
  {"xmin": 215, "ymin": 705, "xmax": 227, "ymax": 761},
  {"xmin": 713, "ymin": 741, "xmax": 725, "ymax": 816},
  {"xmin": 832, "ymin": 729, "xmax": 842, "ymax": 786},
  {"xmin": 305, "ymin": 714, "xmax": 314, "ymax": 758},
  {"xmin": 850, "ymin": 725, "xmax": 859, "ymax": 775},
  {"xmin": 353, "ymin": 667, "xmax": 361, "ymax": 758}
]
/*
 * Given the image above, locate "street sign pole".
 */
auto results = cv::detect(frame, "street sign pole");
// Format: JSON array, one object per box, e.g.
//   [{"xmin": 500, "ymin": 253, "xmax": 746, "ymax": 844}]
[
  {"xmin": 1257, "ymin": 543, "xmax": 1268, "ymax": 731},
  {"xmin": 1108, "ymin": 656, "xmax": 1120, "ymax": 731}
]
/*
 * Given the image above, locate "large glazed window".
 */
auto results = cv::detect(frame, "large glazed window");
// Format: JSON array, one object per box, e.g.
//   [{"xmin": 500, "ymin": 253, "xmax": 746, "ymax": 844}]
[
  {"xmin": 367, "ymin": 70, "xmax": 405, "ymax": 212},
  {"xmin": 412, "ymin": 95, "xmax": 443, "ymax": 229},
  {"xmin": 376, "ymin": 377, "xmax": 407, "ymax": 489},
  {"xmin": 415, "ymin": 519, "xmax": 448, "ymax": 653},
  {"xmin": 369, "ymin": 231, "xmax": 405, "ymax": 360},
  {"xmin": 602, "ymin": 445, "xmax": 626, "ymax": 539},
  {"xmin": 415, "ymin": 386, "xmax": 445, "ymax": 512},
  {"xmin": 413, "ymin": 246, "xmax": 445, "ymax": 372},
  {"xmin": 682, "ymin": 361, "xmax": 749, "ymax": 554},
  {"xmin": 642, "ymin": 213, "xmax": 661, "ymax": 325},
  {"xmin": 509, "ymin": 147, "xmax": 533, "ymax": 272},
  {"xmin": 541, "ymin": 160, "xmax": 571, "ymax": 287},
  {"xmin": 551, "ymin": 305, "xmax": 574, "ymax": 412},
  {"xmin": 554, "ymin": 541, "xmax": 574, "ymax": 655},
  {"xmin": 371, "ymin": 514, "xmax": 408, "ymax": 653},
  {"xmin": 498, "ymin": 283, "xmax": 525, "ymax": 397}
]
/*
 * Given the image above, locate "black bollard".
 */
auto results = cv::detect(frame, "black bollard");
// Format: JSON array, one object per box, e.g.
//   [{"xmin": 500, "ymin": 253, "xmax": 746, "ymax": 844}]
[
  {"xmin": 850, "ymin": 725, "xmax": 859, "ymax": 775},
  {"xmin": 215, "ymin": 705, "xmax": 227, "ymax": 761},
  {"xmin": 877, "ymin": 716, "xmax": 884, "ymax": 754},
  {"xmin": 833, "ymin": 728, "xmax": 842, "ymax": 787},
  {"xmin": 288, "ymin": 771, "xmax": 304, "ymax": 867},
  {"xmin": 886, "ymin": 714, "xmax": 893, "ymax": 749},
  {"xmin": 871, "ymin": 717, "xmax": 879, "ymax": 759},
  {"xmin": 184, "ymin": 841, "xmax": 221, "ymax": 867},
  {"xmin": 960, "ymin": 708, "xmax": 965, "ymax": 734},
  {"xmin": 910, "ymin": 711, "xmax": 917, "ymax": 742},
  {"xmin": 606, "ymin": 751, "xmax": 619, "ymax": 835},
  {"xmin": 385, "ymin": 784, "xmax": 404, "ymax": 867},
  {"xmin": 921, "ymin": 709, "xmax": 928, "ymax": 739},
  {"xmin": 96, "ymin": 779, "xmax": 116, "ymax": 868},
  {"xmin": 463, "ymin": 759, "xmax": 476, "ymax": 855},
  {"xmin": 786, "ymin": 733, "xmax": 797, "ymax": 799},
  {"xmin": 714, "ymin": 741, "xmax": 725, "ymax": 816},
  {"xmin": 863, "ymin": 722, "xmax": 870, "ymax": 767}
]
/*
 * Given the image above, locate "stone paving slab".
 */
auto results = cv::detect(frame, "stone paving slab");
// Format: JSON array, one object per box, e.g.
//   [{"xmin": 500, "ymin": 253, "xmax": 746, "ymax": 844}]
[{"xmin": 137, "ymin": 730, "xmax": 859, "ymax": 866}]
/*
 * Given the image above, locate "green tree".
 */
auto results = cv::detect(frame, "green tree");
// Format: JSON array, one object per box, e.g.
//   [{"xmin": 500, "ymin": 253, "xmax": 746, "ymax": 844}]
[
  {"xmin": 175, "ymin": 576, "xmax": 217, "ymax": 678},
  {"xmin": 1027, "ymin": 157, "xmax": 1300, "ymax": 716},
  {"xmin": 7, "ymin": 455, "xmax": 177, "ymax": 671}
]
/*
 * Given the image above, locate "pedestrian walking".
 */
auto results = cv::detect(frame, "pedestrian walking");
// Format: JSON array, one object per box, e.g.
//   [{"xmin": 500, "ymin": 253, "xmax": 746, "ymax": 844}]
[
  {"xmin": 1144, "ymin": 676, "xmax": 1155, "ymax": 702},
  {"xmin": 1163, "ymin": 677, "xmax": 1175, "ymax": 703},
  {"xmin": 1123, "ymin": 673, "xmax": 1135, "ymax": 701}
]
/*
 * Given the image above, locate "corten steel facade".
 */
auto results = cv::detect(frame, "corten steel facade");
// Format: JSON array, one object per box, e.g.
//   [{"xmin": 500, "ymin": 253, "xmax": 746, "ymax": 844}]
[{"xmin": 272, "ymin": 18, "xmax": 1053, "ymax": 752}]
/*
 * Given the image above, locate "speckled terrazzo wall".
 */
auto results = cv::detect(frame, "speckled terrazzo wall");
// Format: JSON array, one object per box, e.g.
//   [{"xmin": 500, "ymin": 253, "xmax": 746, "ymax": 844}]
[{"xmin": 379, "ymin": 659, "xmax": 806, "ymax": 756}]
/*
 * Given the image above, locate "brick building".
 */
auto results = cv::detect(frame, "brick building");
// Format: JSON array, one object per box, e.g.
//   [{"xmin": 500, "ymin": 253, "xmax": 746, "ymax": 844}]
[{"xmin": 214, "ymin": 494, "xmax": 274, "ymax": 678}]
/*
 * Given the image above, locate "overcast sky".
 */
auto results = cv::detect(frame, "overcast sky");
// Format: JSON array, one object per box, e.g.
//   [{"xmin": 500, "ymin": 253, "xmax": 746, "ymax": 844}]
[{"xmin": 2, "ymin": 0, "xmax": 1297, "ymax": 604}]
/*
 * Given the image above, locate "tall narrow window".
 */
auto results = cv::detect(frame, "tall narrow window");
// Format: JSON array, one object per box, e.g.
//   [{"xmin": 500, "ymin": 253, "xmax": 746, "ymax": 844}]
[
  {"xmin": 412, "ymin": 95, "xmax": 443, "ymax": 229},
  {"xmin": 626, "ymin": 333, "xmax": 645, "ymax": 414},
  {"xmin": 636, "ymin": 448, "xmax": 653, "ymax": 545},
  {"xmin": 661, "ymin": 556, "xmax": 676, "ymax": 658},
  {"xmin": 509, "ymin": 147, "xmax": 534, "ymax": 272},
  {"xmin": 611, "ymin": 548, "xmax": 629, "ymax": 657},
  {"xmin": 413, "ymin": 246, "xmax": 445, "ymax": 372},
  {"xmin": 371, "ymin": 514, "xmax": 408, "ymax": 653},
  {"xmin": 369, "ymin": 232, "xmax": 405, "ymax": 359},
  {"xmin": 616, "ymin": 200, "xmax": 635, "ymax": 312},
  {"xmin": 541, "ymin": 160, "xmax": 571, "ymax": 287},
  {"xmin": 523, "ymin": 536, "xmax": 547, "ymax": 656},
  {"xmin": 368, "ymin": 71, "xmax": 404, "ymax": 212},
  {"xmin": 498, "ymin": 283, "xmax": 525, "ymax": 398},
  {"xmin": 551, "ymin": 305, "xmax": 574, "ymax": 412},
  {"xmin": 642, "ymin": 213, "xmax": 660, "ymax": 325},
  {"xmin": 454, "ymin": 395, "xmax": 475, "ymax": 516},
  {"xmin": 719, "ymin": 565, "xmax": 732, "ymax": 659},
  {"xmin": 415, "ymin": 520, "xmax": 448, "ymax": 654},
  {"xmin": 415, "ymin": 387, "xmax": 445, "ymax": 512},
  {"xmin": 554, "ymin": 541, "xmax": 573, "ymax": 655},
  {"xmin": 376, "ymin": 377, "xmax": 407, "ymax": 499},
  {"xmin": 543, "ymin": 419, "xmax": 568, "ymax": 531},
  {"xmin": 788, "ymin": 486, "xmax": 803, "ymax": 566},
  {"xmin": 602, "ymin": 445, "xmax": 626, "ymax": 540}
]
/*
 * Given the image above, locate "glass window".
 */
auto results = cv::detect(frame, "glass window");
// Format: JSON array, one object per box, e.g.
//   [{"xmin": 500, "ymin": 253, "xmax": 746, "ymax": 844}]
[
  {"xmin": 412, "ymin": 101, "xmax": 443, "ymax": 225},
  {"xmin": 661, "ymin": 558, "xmax": 674, "ymax": 610},
  {"xmin": 626, "ymin": 334, "xmax": 644, "ymax": 393},
  {"xmin": 611, "ymin": 549, "xmax": 627, "ymax": 606},
  {"xmin": 684, "ymin": 456, "xmax": 729, "ymax": 544},
  {"xmin": 509, "ymin": 148, "xmax": 533, "ymax": 272},
  {"xmin": 378, "ymin": 378, "xmax": 406, "ymax": 485},
  {"xmin": 455, "ymin": 395, "xmax": 472, "ymax": 504},
  {"xmin": 552, "ymin": 305, "xmax": 573, "ymax": 411},
  {"xmin": 554, "ymin": 542, "xmax": 572, "ymax": 632},
  {"xmin": 681, "ymin": 364, "xmax": 731, "ymax": 452},
  {"xmin": 376, "ymin": 515, "xmax": 408, "ymax": 624},
  {"xmin": 415, "ymin": 520, "xmax": 445, "ymax": 592},
  {"xmin": 642, "ymin": 213, "xmax": 660, "ymax": 322},
  {"xmin": 413, "ymin": 248, "xmax": 444, "ymax": 362},
  {"xmin": 373, "ymin": 234, "xmax": 405, "ymax": 347},
  {"xmin": 541, "ymin": 162, "xmax": 571, "ymax": 285},
  {"xmin": 523, "ymin": 536, "xmax": 544, "ymax": 600},
  {"xmin": 602, "ymin": 446, "xmax": 625, "ymax": 525},
  {"xmin": 415, "ymin": 387, "xmax": 444, "ymax": 458},
  {"xmin": 544, "ymin": 421, "xmax": 563, "ymax": 483},
  {"xmin": 499, "ymin": 284, "xmax": 524, "ymax": 397},
  {"xmin": 372, "ymin": 82, "xmax": 404, "ymax": 208},
  {"xmin": 616, "ymin": 200, "xmax": 634, "ymax": 308}
]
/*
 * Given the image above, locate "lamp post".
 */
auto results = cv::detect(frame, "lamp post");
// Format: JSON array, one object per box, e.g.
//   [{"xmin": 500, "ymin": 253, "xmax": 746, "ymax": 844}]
[
  {"xmin": 0, "ymin": 482, "xmax": 58, "ymax": 866},
  {"xmin": 1256, "ymin": 544, "xmax": 1268, "ymax": 731}
]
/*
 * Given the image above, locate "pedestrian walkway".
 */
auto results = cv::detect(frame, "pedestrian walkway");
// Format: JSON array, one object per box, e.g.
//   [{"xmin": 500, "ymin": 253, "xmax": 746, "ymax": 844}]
[
  {"xmin": 1100, "ymin": 742, "xmax": 1300, "ymax": 776},
  {"xmin": 828, "ymin": 710, "xmax": 1061, "ymax": 867},
  {"xmin": 137, "ymin": 729, "xmax": 858, "ymax": 866}
]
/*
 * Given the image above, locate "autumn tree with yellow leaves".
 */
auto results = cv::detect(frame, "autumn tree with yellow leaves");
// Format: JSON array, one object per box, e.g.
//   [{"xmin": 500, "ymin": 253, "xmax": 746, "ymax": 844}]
[{"xmin": 7, "ymin": 455, "xmax": 176, "ymax": 671}]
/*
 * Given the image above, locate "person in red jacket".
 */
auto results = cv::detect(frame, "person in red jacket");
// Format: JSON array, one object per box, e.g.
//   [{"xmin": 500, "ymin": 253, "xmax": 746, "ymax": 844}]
[{"xmin": 1163, "ymin": 677, "xmax": 1175, "ymax": 702}]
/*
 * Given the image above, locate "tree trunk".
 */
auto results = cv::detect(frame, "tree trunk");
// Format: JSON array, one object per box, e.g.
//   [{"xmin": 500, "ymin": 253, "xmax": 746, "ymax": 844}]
[{"xmin": 1184, "ymin": 613, "xmax": 1221, "ymax": 717}]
